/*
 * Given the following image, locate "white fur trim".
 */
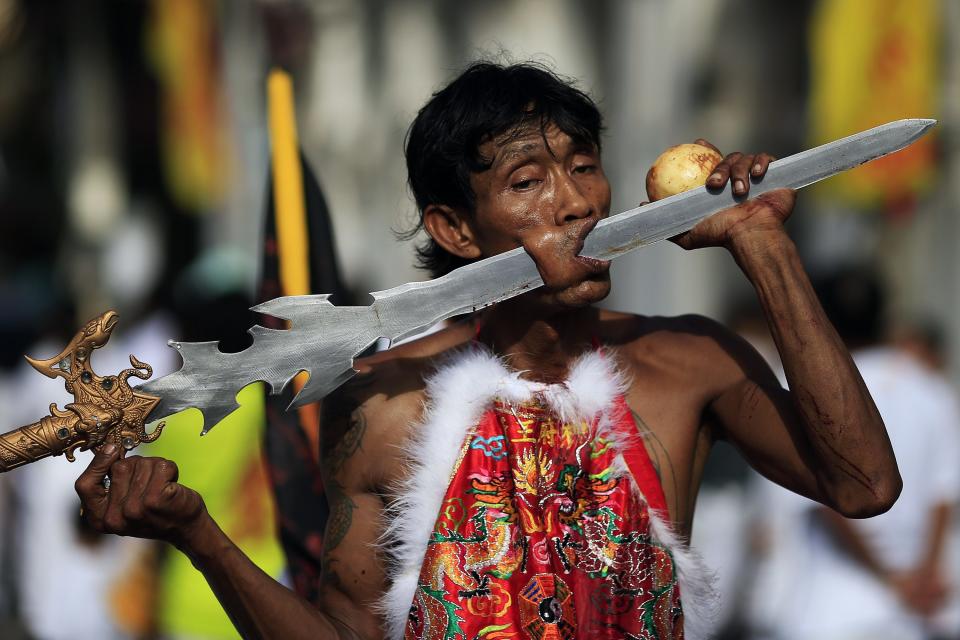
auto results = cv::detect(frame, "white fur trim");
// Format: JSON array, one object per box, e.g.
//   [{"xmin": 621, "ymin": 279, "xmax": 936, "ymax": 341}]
[
  {"xmin": 378, "ymin": 345, "xmax": 716, "ymax": 639},
  {"xmin": 377, "ymin": 347, "xmax": 511, "ymax": 638},
  {"xmin": 647, "ymin": 507, "xmax": 718, "ymax": 640}
]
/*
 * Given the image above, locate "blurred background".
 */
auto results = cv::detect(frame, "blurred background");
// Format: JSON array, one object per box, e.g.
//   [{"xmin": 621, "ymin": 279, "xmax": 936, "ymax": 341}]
[{"xmin": 0, "ymin": 0, "xmax": 958, "ymax": 638}]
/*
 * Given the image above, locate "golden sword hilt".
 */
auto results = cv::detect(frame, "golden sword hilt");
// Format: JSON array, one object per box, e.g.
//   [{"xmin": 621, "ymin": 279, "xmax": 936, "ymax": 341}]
[{"xmin": 0, "ymin": 311, "xmax": 165, "ymax": 473}]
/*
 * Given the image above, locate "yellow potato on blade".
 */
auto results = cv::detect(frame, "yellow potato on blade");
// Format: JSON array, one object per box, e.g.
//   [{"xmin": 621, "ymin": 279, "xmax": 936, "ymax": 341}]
[{"xmin": 645, "ymin": 143, "xmax": 723, "ymax": 201}]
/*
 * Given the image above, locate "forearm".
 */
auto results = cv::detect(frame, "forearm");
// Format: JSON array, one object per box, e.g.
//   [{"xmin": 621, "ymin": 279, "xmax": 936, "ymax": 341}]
[
  {"xmin": 732, "ymin": 229, "xmax": 900, "ymax": 515},
  {"xmin": 176, "ymin": 514, "xmax": 363, "ymax": 640},
  {"xmin": 920, "ymin": 502, "xmax": 952, "ymax": 571}
]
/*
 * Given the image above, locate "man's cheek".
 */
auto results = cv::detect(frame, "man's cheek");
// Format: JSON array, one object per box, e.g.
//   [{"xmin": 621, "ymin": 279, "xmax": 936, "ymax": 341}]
[
  {"xmin": 521, "ymin": 227, "xmax": 578, "ymax": 259},
  {"xmin": 520, "ymin": 229, "xmax": 580, "ymax": 288}
]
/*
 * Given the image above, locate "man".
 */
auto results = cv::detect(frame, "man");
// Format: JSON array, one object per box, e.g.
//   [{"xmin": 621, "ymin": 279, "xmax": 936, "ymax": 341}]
[{"xmin": 75, "ymin": 62, "xmax": 900, "ymax": 639}]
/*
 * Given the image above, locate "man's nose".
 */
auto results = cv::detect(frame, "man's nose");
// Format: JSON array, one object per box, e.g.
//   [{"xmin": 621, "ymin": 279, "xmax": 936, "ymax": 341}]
[{"xmin": 556, "ymin": 174, "xmax": 593, "ymax": 224}]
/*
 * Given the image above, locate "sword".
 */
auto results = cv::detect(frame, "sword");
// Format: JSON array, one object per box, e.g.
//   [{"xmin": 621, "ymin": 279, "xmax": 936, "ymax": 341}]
[{"xmin": 0, "ymin": 118, "xmax": 935, "ymax": 471}]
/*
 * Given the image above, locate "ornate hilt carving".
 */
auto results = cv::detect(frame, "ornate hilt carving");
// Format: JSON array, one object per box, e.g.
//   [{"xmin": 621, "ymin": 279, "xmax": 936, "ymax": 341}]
[{"xmin": 0, "ymin": 311, "xmax": 165, "ymax": 473}]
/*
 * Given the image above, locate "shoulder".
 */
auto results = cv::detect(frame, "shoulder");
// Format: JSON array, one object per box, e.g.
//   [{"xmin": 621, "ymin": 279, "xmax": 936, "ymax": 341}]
[
  {"xmin": 327, "ymin": 318, "xmax": 475, "ymax": 408},
  {"xmin": 319, "ymin": 320, "xmax": 476, "ymax": 483},
  {"xmin": 599, "ymin": 310, "xmax": 747, "ymax": 364},
  {"xmin": 598, "ymin": 310, "xmax": 774, "ymax": 392}
]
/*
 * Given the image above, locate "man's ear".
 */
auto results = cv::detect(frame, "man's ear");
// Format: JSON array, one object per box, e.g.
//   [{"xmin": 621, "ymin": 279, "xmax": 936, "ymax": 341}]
[{"xmin": 422, "ymin": 204, "xmax": 482, "ymax": 260}]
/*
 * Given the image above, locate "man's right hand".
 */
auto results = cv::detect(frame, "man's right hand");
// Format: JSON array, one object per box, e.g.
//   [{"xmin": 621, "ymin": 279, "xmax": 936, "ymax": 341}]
[{"xmin": 75, "ymin": 443, "xmax": 207, "ymax": 549}]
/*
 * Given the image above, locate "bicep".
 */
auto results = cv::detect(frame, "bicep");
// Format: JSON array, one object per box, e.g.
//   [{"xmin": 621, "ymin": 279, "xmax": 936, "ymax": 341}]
[
  {"xmin": 317, "ymin": 488, "xmax": 387, "ymax": 640},
  {"xmin": 316, "ymin": 382, "xmax": 387, "ymax": 639}
]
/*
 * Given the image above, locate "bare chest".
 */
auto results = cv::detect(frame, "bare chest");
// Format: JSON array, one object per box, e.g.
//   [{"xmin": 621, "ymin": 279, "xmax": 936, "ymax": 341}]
[{"xmin": 620, "ymin": 365, "xmax": 714, "ymax": 534}]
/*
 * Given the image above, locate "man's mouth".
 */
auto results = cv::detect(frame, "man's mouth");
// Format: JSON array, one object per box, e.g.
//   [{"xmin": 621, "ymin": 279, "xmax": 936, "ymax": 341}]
[{"xmin": 573, "ymin": 219, "xmax": 609, "ymax": 275}]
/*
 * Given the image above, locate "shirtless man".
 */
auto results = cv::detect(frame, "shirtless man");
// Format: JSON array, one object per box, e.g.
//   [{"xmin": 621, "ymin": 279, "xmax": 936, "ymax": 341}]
[{"xmin": 75, "ymin": 63, "xmax": 900, "ymax": 639}]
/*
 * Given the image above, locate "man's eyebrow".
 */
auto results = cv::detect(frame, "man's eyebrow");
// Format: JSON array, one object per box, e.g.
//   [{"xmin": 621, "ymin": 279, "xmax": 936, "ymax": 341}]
[{"xmin": 494, "ymin": 141, "xmax": 543, "ymax": 167}]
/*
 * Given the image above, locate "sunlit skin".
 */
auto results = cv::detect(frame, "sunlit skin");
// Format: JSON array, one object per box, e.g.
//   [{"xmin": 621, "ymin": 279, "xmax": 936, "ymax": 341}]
[
  {"xmin": 463, "ymin": 125, "xmax": 613, "ymax": 309},
  {"xmin": 75, "ymin": 123, "xmax": 902, "ymax": 639}
]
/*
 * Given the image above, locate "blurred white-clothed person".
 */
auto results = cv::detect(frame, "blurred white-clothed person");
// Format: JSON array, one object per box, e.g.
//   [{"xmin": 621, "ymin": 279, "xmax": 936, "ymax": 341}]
[{"xmin": 745, "ymin": 267, "xmax": 960, "ymax": 640}]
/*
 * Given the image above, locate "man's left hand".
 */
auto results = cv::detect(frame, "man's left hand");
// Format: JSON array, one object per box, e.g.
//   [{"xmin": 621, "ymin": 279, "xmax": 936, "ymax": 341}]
[{"xmin": 669, "ymin": 140, "xmax": 796, "ymax": 253}]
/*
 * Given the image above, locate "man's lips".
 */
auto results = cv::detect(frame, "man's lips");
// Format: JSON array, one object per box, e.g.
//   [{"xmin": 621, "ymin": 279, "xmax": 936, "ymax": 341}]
[
  {"xmin": 573, "ymin": 218, "xmax": 610, "ymax": 275},
  {"xmin": 574, "ymin": 254, "xmax": 610, "ymax": 275}
]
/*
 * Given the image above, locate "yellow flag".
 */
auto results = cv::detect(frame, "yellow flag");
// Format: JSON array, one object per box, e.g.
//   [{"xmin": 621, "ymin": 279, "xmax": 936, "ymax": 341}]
[
  {"xmin": 147, "ymin": 0, "xmax": 228, "ymax": 212},
  {"xmin": 809, "ymin": 0, "xmax": 939, "ymax": 210}
]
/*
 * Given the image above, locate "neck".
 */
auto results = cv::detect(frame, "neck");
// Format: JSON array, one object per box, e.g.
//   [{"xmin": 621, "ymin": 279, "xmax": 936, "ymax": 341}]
[{"xmin": 479, "ymin": 299, "xmax": 599, "ymax": 383}]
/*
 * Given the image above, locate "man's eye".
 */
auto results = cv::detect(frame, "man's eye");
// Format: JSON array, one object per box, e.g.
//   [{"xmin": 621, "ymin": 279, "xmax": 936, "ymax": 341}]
[
  {"xmin": 574, "ymin": 164, "xmax": 596, "ymax": 174},
  {"xmin": 512, "ymin": 178, "xmax": 540, "ymax": 190}
]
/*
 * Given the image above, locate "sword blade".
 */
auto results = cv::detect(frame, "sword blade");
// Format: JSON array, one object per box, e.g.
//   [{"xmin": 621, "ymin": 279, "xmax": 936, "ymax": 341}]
[
  {"xmin": 139, "ymin": 118, "xmax": 936, "ymax": 432},
  {"xmin": 581, "ymin": 118, "xmax": 936, "ymax": 259}
]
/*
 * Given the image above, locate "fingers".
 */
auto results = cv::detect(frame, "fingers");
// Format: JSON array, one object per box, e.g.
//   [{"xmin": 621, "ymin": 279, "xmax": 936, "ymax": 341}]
[
  {"xmin": 75, "ymin": 443, "xmax": 122, "ymax": 518},
  {"xmin": 750, "ymin": 152, "xmax": 775, "ymax": 179},
  {"xmin": 102, "ymin": 454, "xmax": 139, "ymax": 533},
  {"xmin": 77, "ymin": 443, "xmax": 121, "ymax": 490},
  {"xmin": 124, "ymin": 457, "xmax": 156, "ymax": 520},
  {"xmin": 729, "ymin": 153, "xmax": 756, "ymax": 197},
  {"xmin": 74, "ymin": 452, "xmax": 204, "ymax": 543},
  {"xmin": 706, "ymin": 152, "xmax": 739, "ymax": 191},
  {"xmin": 144, "ymin": 459, "xmax": 179, "ymax": 513},
  {"xmin": 706, "ymin": 151, "xmax": 777, "ymax": 196}
]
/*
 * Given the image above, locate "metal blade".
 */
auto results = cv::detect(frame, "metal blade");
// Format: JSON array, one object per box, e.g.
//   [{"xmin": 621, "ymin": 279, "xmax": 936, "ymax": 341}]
[
  {"xmin": 139, "ymin": 118, "xmax": 936, "ymax": 433},
  {"xmin": 581, "ymin": 118, "xmax": 937, "ymax": 259}
]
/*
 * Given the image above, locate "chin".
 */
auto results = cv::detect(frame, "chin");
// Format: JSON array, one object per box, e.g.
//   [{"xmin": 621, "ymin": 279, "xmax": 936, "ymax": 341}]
[{"xmin": 552, "ymin": 275, "xmax": 612, "ymax": 309}]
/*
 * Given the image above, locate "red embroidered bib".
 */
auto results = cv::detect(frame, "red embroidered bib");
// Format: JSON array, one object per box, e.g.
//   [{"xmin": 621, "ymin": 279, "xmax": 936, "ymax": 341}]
[{"xmin": 403, "ymin": 391, "xmax": 684, "ymax": 639}]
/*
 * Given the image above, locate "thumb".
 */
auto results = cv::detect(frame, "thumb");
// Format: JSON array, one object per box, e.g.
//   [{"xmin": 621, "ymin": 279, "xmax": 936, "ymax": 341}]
[
  {"xmin": 90, "ymin": 442, "xmax": 123, "ymax": 474},
  {"xmin": 76, "ymin": 442, "xmax": 122, "ymax": 498},
  {"xmin": 757, "ymin": 188, "xmax": 796, "ymax": 216}
]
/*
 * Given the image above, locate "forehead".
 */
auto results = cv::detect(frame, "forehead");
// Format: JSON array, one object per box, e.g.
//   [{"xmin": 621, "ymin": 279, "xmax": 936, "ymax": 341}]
[{"xmin": 480, "ymin": 123, "xmax": 592, "ymax": 167}]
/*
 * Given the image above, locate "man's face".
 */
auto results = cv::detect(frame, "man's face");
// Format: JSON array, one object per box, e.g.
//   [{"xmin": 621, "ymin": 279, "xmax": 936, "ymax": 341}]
[{"xmin": 468, "ymin": 124, "xmax": 612, "ymax": 309}]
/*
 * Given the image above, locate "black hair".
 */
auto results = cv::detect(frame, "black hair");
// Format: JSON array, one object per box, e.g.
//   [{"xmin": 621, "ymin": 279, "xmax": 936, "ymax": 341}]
[{"xmin": 403, "ymin": 61, "xmax": 603, "ymax": 278}]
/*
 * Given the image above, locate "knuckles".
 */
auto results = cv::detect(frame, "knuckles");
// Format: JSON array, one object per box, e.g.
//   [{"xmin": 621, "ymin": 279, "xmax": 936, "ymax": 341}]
[
  {"xmin": 122, "ymin": 503, "xmax": 145, "ymax": 523},
  {"xmin": 143, "ymin": 491, "xmax": 166, "ymax": 513},
  {"xmin": 156, "ymin": 459, "xmax": 179, "ymax": 481},
  {"xmin": 75, "ymin": 454, "xmax": 191, "ymax": 539},
  {"xmin": 111, "ymin": 457, "xmax": 136, "ymax": 476},
  {"xmin": 102, "ymin": 512, "xmax": 127, "ymax": 535}
]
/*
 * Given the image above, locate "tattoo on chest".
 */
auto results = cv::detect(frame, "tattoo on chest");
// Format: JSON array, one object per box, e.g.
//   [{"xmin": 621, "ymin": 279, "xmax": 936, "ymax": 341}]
[{"xmin": 630, "ymin": 410, "xmax": 680, "ymax": 522}]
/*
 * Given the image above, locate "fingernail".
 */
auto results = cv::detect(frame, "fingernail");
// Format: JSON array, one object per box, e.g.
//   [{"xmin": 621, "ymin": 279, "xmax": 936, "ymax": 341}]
[
  {"xmin": 101, "ymin": 443, "xmax": 117, "ymax": 455},
  {"xmin": 734, "ymin": 179, "xmax": 745, "ymax": 193},
  {"xmin": 753, "ymin": 163, "xmax": 762, "ymax": 174},
  {"xmin": 709, "ymin": 172, "xmax": 722, "ymax": 181}
]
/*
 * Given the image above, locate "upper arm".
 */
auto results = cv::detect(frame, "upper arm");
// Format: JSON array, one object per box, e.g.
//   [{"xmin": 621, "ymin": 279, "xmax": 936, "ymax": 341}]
[
  {"xmin": 691, "ymin": 317, "xmax": 825, "ymax": 503},
  {"xmin": 315, "ymin": 381, "xmax": 388, "ymax": 639}
]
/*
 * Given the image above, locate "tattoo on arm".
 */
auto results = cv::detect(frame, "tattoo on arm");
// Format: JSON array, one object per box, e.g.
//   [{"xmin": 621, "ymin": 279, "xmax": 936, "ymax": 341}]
[
  {"xmin": 325, "ymin": 482, "xmax": 357, "ymax": 553},
  {"xmin": 325, "ymin": 411, "xmax": 366, "ymax": 553},
  {"xmin": 321, "ymin": 380, "xmax": 367, "ymax": 564},
  {"xmin": 328, "ymin": 409, "xmax": 367, "ymax": 473}
]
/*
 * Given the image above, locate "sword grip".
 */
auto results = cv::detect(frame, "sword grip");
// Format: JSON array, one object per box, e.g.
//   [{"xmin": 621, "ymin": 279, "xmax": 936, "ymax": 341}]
[
  {"xmin": 0, "ymin": 411, "xmax": 80, "ymax": 472},
  {"xmin": 0, "ymin": 401, "xmax": 127, "ymax": 473}
]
